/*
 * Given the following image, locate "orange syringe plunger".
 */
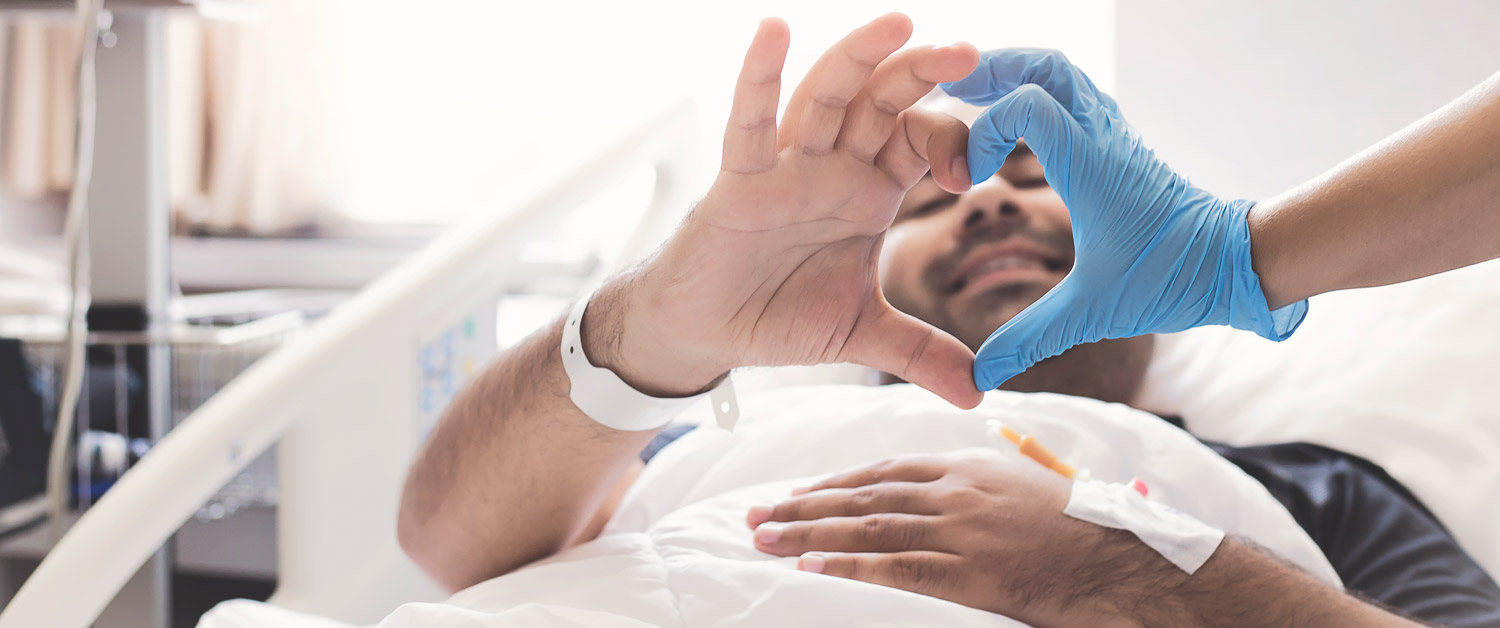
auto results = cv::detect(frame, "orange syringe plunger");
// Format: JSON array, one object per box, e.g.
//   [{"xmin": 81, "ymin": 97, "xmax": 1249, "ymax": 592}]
[
  {"xmin": 1018, "ymin": 434, "xmax": 1078, "ymax": 479},
  {"xmin": 998, "ymin": 424, "xmax": 1023, "ymax": 446}
]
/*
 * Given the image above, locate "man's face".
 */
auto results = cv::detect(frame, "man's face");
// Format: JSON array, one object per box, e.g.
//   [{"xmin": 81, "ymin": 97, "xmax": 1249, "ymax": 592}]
[{"xmin": 880, "ymin": 143, "xmax": 1075, "ymax": 352}]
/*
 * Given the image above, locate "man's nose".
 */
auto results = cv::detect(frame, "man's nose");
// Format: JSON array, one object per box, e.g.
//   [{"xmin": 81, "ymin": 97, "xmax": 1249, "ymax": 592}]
[{"xmin": 958, "ymin": 180, "xmax": 1026, "ymax": 234}]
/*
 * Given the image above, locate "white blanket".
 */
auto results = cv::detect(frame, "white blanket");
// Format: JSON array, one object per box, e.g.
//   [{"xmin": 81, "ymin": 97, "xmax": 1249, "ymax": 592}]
[{"xmin": 203, "ymin": 385, "xmax": 1338, "ymax": 627}]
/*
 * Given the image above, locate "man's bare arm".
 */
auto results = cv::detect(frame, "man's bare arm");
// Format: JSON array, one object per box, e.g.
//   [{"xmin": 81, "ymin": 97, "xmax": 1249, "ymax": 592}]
[
  {"xmin": 396, "ymin": 290, "xmax": 658, "ymax": 592},
  {"xmin": 1146, "ymin": 539, "xmax": 1427, "ymax": 628}
]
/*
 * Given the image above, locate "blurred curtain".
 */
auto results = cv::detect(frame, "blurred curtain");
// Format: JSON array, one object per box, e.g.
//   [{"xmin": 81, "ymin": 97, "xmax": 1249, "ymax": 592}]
[{"xmin": 0, "ymin": 2, "xmax": 338, "ymax": 235}]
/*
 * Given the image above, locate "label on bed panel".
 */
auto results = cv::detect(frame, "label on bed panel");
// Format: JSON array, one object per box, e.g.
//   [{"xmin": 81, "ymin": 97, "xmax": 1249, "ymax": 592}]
[{"xmin": 416, "ymin": 304, "xmax": 498, "ymax": 444}]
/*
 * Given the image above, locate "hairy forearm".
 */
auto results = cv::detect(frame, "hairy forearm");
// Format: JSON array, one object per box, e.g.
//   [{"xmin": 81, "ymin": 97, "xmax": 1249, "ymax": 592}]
[
  {"xmin": 1135, "ymin": 538, "xmax": 1426, "ymax": 628},
  {"xmin": 396, "ymin": 282, "xmax": 659, "ymax": 591},
  {"xmin": 1250, "ymin": 70, "xmax": 1500, "ymax": 309}
]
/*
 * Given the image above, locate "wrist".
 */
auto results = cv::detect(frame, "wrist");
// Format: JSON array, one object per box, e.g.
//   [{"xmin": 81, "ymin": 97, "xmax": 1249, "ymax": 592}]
[
  {"xmin": 580, "ymin": 274, "xmax": 730, "ymax": 398},
  {"xmin": 1219, "ymin": 198, "xmax": 1308, "ymax": 341}
]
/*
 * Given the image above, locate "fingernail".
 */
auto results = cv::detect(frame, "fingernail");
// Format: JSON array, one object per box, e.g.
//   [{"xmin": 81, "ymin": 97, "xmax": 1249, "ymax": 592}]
[
  {"xmin": 755, "ymin": 522, "xmax": 783, "ymax": 545},
  {"xmin": 798, "ymin": 552, "xmax": 826, "ymax": 574},
  {"xmin": 952, "ymin": 156, "xmax": 969, "ymax": 185},
  {"xmin": 746, "ymin": 504, "xmax": 774, "ymax": 528}
]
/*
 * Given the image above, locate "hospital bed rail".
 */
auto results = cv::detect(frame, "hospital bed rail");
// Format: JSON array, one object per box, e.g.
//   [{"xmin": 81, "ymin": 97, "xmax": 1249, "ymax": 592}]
[{"xmin": 0, "ymin": 100, "xmax": 706, "ymax": 628}]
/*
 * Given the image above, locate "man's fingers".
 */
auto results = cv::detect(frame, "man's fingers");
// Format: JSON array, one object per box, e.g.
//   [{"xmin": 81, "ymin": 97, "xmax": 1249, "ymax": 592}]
[
  {"xmin": 874, "ymin": 108, "xmax": 971, "ymax": 192},
  {"xmin": 835, "ymin": 42, "xmax": 979, "ymax": 161},
  {"xmin": 799, "ymin": 551, "xmax": 964, "ymax": 599},
  {"xmin": 747, "ymin": 482, "xmax": 938, "ymax": 528},
  {"xmin": 780, "ymin": 13, "xmax": 911, "ymax": 154},
  {"xmin": 973, "ymin": 275, "xmax": 1089, "ymax": 390},
  {"xmin": 754, "ymin": 514, "xmax": 942, "ymax": 556},
  {"xmin": 721, "ymin": 18, "xmax": 790, "ymax": 174},
  {"xmin": 842, "ymin": 300, "xmax": 981, "ymax": 409},
  {"xmin": 940, "ymin": 47, "xmax": 1119, "ymax": 119},
  {"xmin": 795, "ymin": 456, "xmax": 949, "ymax": 495},
  {"xmin": 965, "ymin": 83, "xmax": 1082, "ymax": 186}
]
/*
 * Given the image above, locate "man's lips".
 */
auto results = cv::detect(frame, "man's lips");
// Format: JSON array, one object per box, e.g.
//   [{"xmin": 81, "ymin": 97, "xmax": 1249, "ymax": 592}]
[{"xmin": 946, "ymin": 241, "xmax": 1067, "ymax": 296}]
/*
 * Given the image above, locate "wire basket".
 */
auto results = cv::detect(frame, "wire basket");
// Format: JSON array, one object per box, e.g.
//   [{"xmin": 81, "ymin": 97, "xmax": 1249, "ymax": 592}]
[{"xmin": 0, "ymin": 290, "xmax": 336, "ymax": 521}]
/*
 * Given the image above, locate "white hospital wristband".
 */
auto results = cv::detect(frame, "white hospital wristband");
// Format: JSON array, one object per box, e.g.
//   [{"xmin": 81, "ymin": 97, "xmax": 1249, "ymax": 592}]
[
  {"xmin": 561, "ymin": 288, "xmax": 739, "ymax": 432},
  {"xmin": 1064, "ymin": 480, "xmax": 1225, "ymax": 574}
]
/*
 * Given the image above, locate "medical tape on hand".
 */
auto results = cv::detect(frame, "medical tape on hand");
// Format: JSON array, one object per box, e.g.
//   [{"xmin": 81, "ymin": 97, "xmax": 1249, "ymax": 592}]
[{"xmin": 1064, "ymin": 480, "xmax": 1225, "ymax": 574}]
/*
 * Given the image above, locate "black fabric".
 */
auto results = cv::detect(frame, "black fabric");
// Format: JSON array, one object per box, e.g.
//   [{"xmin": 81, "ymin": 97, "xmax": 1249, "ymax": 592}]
[
  {"xmin": 1159, "ymin": 415, "xmax": 1500, "ymax": 627},
  {"xmin": 0, "ymin": 338, "xmax": 49, "ymax": 538},
  {"xmin": 1206, "ymin": 440, "xmax": 1500, "ymax": 627}
]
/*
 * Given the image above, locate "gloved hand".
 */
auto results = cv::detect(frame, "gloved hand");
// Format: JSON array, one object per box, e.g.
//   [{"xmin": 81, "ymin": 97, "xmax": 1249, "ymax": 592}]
[{"xmin": 940, "ymin": 48, "xmax": 1308, "ymax": 390}]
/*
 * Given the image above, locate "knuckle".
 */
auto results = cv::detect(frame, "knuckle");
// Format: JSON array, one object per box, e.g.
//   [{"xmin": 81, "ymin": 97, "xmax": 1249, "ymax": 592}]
[
  {"xmin": 1037, "ymin": 48, "xmax": 1071, "ymax": 67},
  {"xmin": 856, "ymin": 516, "xmax": 887, "ymax": 544},
  {"xmin": 858, "ymin": 516, "xmax": 925, "ymax": 549},
  {"xmin": 892, "ymin": 556, "xmax": 950, "ymax": 592},
  {"xmin": 1014, "ymin": 83, "xmax": 1050, "ymax": 101},
  {"xmin": 813, "ymin": 93, "xmax": 853, "ymax": 110},
  {"xmin": 851, "ymin": 486, "xmax": 881, "ymax": 508},
  {"xmin": 934, "ymin": 484, "xmax": 969, "ymax": 504},
  {"xmin": 870, "ymin": 98, "xmax": 904, "ymax": 117},
  {"xmin": 842, "ymin": 47, "xmax": 878, "ymax": 73},
  {"xmin": 735, "ymin": 117, "xmax": 776, "ymax": 132},
  {"xmin": 841, "ymin": 556, "xmax": 866, "ymax": 581}
]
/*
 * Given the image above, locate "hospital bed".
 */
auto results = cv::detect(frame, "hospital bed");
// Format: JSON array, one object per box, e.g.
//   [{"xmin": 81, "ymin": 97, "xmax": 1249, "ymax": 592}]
[
  {"xmin": 7, "ymin": 96, "xmax": 1500, "ymax": 627},
  {"xmin": 0, "ymin": 99, "xmax": 709, "ymax": 628}
]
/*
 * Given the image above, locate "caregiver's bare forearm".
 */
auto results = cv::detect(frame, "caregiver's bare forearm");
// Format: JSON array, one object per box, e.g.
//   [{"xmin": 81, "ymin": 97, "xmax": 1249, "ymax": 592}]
[
  {"xmin": 397, "ymin": 283, "xmax": 659, "ymax": 591},
  {"xmin": 1250, "ymin": 70, "xmax": 1500, "ymax": 310}
]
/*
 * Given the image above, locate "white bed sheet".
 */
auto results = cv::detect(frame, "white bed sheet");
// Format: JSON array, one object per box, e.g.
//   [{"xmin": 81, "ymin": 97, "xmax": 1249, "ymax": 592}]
[{"xmin": 201, "ymin": 384, "xmax": 1337, "ymax": 628}]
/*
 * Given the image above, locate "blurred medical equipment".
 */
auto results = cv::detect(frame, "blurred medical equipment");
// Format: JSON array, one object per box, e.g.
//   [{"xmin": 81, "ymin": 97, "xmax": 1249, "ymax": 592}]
[
  {"xmin": 944, "ymin": 49, "xmax": 1306, "ymax": 390},
  {"xmin": 0, "ymin": 92, "xmax": 705, "ymax": 627},
  {"xmin": 0, "ymin": 2, "xmax": 269, "ymax": 625}
]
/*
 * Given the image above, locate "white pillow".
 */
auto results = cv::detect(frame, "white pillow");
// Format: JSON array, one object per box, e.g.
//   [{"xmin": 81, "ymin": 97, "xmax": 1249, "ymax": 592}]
[{"xmin": 1138, "ymin": 258, "xmax": 1500, "ymax": 576}]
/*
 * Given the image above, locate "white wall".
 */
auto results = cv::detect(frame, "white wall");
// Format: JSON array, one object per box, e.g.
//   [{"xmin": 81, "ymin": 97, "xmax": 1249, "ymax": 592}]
[
  {"xmin": 1115, "ymin": 0, "xmax": 1500, "ymax": 201},
  {"xmin": 326, "ymin": 0, "xmax": 1115, "ymax": 225}
]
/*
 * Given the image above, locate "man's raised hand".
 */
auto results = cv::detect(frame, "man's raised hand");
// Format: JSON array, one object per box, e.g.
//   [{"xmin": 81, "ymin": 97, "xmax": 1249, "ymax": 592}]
[{"xmin": 590, "ymin": 14, "xmax": 984, "ymax": 408}]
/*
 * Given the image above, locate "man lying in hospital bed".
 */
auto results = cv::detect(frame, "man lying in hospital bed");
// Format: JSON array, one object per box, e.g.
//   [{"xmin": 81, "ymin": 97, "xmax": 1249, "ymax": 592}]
[{"xmin": 207, "ymin": 15, "xmax": 1500, "ymax": 628}]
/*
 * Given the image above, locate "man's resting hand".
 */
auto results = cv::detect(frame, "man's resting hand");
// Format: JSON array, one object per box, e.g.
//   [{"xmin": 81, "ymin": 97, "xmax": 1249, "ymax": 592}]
[
  {"xmin": 745, "ymin": 450, "xmax": 1154, "ymax": 627},
  {"xmin": 584, "ymin": 15, "xmax": 984, "ymax": 408},
  {"xmin": 745, "ymin": 451, "xmax": 1430, "ymax": 628}
]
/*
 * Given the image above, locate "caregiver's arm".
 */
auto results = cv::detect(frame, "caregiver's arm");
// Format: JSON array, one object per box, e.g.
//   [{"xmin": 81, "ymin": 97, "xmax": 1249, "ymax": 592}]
[
  {"xmin": 750, "ymin": 451, "xmax": 1429, "ymax": 628},
  {"xmin": 397, "ymin": 14, "xmax": 984, "ymax": 592},
  {"xmin": 1250, "ymin": 70, "xmax": 1500, "ymax": 309},
  {"xmin": 948, "ymin": 50, "xmax": 1500, "ymax": 389}
]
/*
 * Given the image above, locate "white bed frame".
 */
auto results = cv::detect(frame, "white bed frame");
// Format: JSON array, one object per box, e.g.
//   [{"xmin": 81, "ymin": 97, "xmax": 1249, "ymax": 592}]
[{"xmin": 0, "ymin": 101, "xmax": 706, "ymax": 628}]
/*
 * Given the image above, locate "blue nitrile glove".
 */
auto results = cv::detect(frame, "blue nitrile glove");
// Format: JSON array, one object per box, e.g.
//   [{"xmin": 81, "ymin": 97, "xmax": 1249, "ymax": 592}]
[{"xmin": 940, "ymin": 48, "xmax": 1308, "ymax": 390}]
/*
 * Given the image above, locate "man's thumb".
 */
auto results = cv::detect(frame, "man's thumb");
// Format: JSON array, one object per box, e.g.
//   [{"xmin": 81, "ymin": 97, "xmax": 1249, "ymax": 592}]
[{"xmin": 843, "ymin": 302, "xmax": 982, "ymax": 409}]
